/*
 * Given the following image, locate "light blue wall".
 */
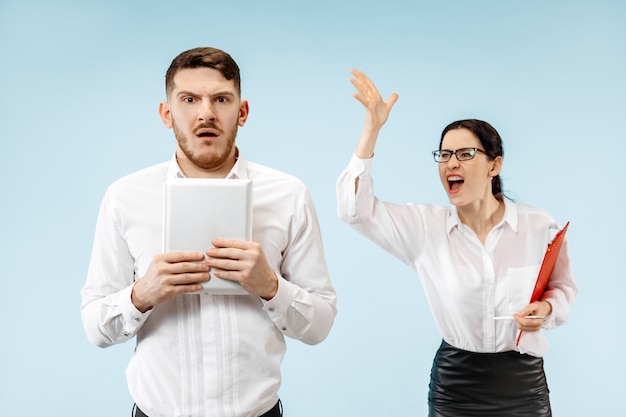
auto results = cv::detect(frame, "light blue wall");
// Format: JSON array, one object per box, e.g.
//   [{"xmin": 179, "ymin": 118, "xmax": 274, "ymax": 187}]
[{"xmin": 1, "ymin": 1, "xmax": 624, "ymax": 415}]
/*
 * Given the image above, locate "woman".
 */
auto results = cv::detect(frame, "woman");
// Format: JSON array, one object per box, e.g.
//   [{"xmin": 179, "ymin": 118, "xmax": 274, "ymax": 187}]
[{"xmin": 336, "ymin": 70, "xmax": 577, "ymax": 417}]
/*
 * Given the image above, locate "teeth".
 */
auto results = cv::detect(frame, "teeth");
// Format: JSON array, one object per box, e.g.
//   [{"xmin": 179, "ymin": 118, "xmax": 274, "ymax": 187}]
[{"xmin": 448, "ymin": 176, "xmax": 463, "ymax": 181}]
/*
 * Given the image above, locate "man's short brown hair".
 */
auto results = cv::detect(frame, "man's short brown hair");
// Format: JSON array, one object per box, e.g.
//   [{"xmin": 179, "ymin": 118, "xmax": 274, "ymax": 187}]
[{"xmin": 165, "ymin": 47, "xmax": 241, "ymax": 98}]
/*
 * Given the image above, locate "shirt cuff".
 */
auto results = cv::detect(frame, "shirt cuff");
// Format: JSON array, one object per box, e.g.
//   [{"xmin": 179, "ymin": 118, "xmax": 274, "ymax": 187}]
[
  {"xmin": 119, "ymin": 285, "xmax": 152, "ymax": 334},
  {"xmin": 262, "ymin": 275, "xmax": 293, "ymax": 310},
  {"xmin": 541, "ymin": 297, "xmax": 558, "ymax": 329},
  {"xmin": 262, "ymin": 275, "xmax": 297, "ymax": 333},
  {"xmin": 350, "ymin": 153, "xmax": 372, "ymax": 175}
]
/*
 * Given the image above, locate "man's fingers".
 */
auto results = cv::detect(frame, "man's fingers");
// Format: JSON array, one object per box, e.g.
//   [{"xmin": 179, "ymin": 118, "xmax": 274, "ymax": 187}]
[
  {"xmin": 170, "ymin": 271, "xmax": 211, "ymax": 285},
  {"xmin": 159, "ymin": 251, "xmax": 205, "ymax": 263},
  {"xmin": 210, "ymin": 238, "xmax": 255, "ymax": 250}
]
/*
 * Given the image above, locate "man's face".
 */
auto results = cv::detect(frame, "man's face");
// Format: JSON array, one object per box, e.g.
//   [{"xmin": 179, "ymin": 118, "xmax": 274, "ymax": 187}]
[{"xmin": 159, "ymin": 67, "xmax": 249, "ymax": 178}]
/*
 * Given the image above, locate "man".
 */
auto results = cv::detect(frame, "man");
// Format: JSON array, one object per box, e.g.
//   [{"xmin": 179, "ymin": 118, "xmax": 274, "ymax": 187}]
[{"xmin": 81, "ymin": 47, "xmax": 337, "ymax": 417}]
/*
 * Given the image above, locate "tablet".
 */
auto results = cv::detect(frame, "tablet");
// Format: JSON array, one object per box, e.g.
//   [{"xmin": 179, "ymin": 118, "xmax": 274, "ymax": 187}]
[{"xmin": 163, "ymin": 177, "xmax": 253, "ymax": 295}]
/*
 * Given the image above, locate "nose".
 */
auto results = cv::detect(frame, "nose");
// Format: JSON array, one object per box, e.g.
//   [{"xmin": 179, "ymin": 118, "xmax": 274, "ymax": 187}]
[
  {"xmin": 445, "ymin": 156, "xmax": 460, "ymax": 169},
  {"xmin": 198, "ymin": 100, "xmax": 216, "ymax": 122}
]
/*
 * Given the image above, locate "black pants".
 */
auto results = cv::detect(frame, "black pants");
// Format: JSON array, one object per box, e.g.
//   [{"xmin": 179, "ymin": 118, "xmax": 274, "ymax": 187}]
[
  {"xmin": 133, "ymin": 400, "xmax": 282, "ymax": 417},
  {"xmin": 428, "ymin": 340, "xmax": 551, "ymax": 417}
]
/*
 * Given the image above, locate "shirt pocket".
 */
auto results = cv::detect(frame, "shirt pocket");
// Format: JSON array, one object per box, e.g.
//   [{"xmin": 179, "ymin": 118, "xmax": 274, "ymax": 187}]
[{"xmin": 505, "ymin": 265, "xmax": 541, "ymax": 313}]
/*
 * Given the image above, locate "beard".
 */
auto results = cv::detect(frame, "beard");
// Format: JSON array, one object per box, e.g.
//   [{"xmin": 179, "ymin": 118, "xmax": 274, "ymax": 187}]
[{"xmin": 173, "ymin": 120, "xmax": 238, "ymax": 171}]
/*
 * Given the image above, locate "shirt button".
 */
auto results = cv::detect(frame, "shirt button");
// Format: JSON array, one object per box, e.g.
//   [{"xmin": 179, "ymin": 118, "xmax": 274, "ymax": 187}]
[
  {"xmin": 281, "ymin": 326, "xmax": 287, "ymax": 331},
  {"xmin": 269, "ymin": 307, "xmax": 275, "ymax": 312},
  {"xmin": 134, "ymin": 317, "xmax": 141, "ymax": 322},
  {"xmin": 123, "ymin": 332, "xmax": 129, "ymax": 337}
]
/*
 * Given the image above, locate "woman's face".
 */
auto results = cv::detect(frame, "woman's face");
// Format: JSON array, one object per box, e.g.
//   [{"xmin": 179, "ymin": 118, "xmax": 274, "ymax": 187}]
[{"xmin": 438, "ymin": 128, "xmax": 502, "ymax": 208}]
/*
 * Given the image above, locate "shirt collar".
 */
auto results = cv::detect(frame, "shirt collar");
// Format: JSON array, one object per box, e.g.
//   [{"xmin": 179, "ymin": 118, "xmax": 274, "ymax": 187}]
[
  {"xmin": 445, "ymin": 206, "xmax": 462, "ymax": 235},
  {"xmin": 445, "ymin": 198, "xmax": 518, "ymax": 235},
  {"xmin": 501, "ymin": 198, "xmax": 518, "ymax": 231},
  {"xmin": 166, "ymin": 147, "xmax": 248, "ymax": 180}
]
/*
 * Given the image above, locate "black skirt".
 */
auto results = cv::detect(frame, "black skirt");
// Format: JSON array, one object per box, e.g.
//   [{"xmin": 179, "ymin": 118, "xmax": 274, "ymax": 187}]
[{"xmin": 428, "ymin": 340, "xmax": 552, "ymax": 417}]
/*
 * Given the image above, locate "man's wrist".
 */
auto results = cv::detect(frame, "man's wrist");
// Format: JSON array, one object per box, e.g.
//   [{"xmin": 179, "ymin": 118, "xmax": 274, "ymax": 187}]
[
  {"xmin": 261, "ymin": 273, "xmax": 279, "ymax": 301},
  {"xmin": 131, "ymin": 284, "xmax": 153, "ymax": 313}
]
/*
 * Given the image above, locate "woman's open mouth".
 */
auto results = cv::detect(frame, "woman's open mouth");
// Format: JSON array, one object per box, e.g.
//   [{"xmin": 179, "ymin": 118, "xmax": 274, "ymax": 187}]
[{"xmin": 447, "ymin": 175, "xmax": 464, "ymax": 193}]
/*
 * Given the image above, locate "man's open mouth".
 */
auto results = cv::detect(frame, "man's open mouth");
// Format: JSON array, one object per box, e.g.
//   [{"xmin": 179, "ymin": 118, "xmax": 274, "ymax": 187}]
[{"xmin": 197, "ymin": 131, "xmax": 218, "ymax": 138}]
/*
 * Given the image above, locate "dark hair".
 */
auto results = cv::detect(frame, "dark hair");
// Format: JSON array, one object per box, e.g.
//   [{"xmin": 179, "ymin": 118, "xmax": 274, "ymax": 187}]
[
  {"xmin": 439, "ymin": 119, "xmax": 505, "ymax": 201},
  {"xmin": 165, "ymin": 47, "xmax": 241, "ymax": 98}
]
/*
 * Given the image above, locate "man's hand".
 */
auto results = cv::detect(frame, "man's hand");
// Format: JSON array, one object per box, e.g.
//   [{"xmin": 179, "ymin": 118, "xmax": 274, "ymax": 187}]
[
  {"xmin": 205, "ymin": 239, "xmax": 278, "ymax": 300},
  {"xmin": 131, "ymin": 252, "xmax": 211, "ymax": 313},
  {"xmin": 512, "ymin": 300, "xmax": 553, "ymax": 332}
]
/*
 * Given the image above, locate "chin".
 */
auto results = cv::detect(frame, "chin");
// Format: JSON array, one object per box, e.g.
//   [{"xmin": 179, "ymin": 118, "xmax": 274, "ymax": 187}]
[{"xmin": 446, "ymin": 194, "xmax": 465, "ymax": 207}]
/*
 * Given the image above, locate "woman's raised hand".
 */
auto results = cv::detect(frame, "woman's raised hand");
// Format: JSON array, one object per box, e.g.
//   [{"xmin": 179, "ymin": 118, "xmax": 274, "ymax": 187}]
[
  {"xmin": 350, "ymin": 69, "xmax": 398, "ymax": 159},
  {"xmin": 350, "ymin": 69, "xmax": 398, "ymax": 131}
]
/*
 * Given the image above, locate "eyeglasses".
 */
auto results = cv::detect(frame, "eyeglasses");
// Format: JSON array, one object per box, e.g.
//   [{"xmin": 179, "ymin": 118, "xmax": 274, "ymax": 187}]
[{"xmin": 432, "ymin": 147, "xmax": 486, "ymax": 163}]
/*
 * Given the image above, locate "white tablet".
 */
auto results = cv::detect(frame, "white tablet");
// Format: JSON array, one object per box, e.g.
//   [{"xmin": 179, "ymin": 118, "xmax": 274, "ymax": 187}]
[{"xmin": 163, "ymin": 177, "xmax": 253, "ymax": 295}]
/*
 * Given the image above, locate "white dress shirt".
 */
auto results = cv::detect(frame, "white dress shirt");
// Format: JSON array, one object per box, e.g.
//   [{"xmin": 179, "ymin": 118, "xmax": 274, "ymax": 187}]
[
  {"xmin": 337, "ymin": 154, "xmax": 576, "ymax": 357},
  {"xmin": 81, "ymin": 153, "xmax": 337, "ymax": 417}
]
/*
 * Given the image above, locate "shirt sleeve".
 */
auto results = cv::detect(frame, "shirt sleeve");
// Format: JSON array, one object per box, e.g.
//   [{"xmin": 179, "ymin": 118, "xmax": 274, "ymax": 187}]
[
  {"xmin": 80, "ymin": 190, "xmax": 152, "ymax": 348},
  {"xmin": 336, "ymin": 153, "xmax": 371, "ymax": 220},
  {"xmin": 541, "ymin": 234, "xmax": 578, "ymax": 330},
  {"xmin": 261, "ymin": 189, "xmax": 337, "ymax": 345},
  {"xmin": 336, "ymin": 153, "xmax": 421, "ymax": 267}
]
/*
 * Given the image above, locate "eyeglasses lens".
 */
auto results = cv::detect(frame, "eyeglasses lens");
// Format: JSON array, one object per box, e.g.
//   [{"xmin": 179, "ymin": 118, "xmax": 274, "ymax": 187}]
[{"xmin": 432, "ymin": 148, "xmax": 478, "ymax": 162}]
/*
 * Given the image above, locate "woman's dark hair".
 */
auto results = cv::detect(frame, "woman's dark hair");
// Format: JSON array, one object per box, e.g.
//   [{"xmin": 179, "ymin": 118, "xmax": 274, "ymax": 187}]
[
  {"xmin": 165, "ymin": 47, "xmax": 241, "ymax": 98},
  {"xmin": 439, "ymin": 119, "xmax": 505, "ymax": 201}
]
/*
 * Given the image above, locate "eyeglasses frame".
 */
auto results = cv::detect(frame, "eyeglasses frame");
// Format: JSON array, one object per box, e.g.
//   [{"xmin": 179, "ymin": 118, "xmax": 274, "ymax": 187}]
[{"xmin": 432, "ymin": 147, "xmax": 487, "ymax": 163}]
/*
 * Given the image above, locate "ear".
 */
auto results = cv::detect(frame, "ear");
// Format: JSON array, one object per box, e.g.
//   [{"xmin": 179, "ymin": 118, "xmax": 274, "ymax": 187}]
[
  {"xmin": 158, "ymin": 101, "xmax": 172, "ymax": 128},
  {"xmin": 238, "ymin": 99, "xmax": 249, "ymax": 127},
  {"xmin": 489, "ymin": 155, "xmax": 503, "ymax": 177}
]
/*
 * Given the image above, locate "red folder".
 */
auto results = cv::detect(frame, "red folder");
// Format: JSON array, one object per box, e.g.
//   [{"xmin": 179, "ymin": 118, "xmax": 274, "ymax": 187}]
[{"xmin": 516, "ymin": 221, "xmax": 570, "ymax": 346}]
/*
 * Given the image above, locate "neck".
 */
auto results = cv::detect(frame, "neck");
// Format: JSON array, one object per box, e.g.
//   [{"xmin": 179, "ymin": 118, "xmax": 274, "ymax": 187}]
[
  {"xmin": 457, "ymin": 197, "xmax": 504, "ymax": 243},
  {"xmin": 176, "ymin": 149, "xmax": 237, "ymax": 179}
]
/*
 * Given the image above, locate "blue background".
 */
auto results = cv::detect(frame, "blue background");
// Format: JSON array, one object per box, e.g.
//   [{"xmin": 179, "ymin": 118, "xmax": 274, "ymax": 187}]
[{"xmin": 1, "ymin": 1, "xmax": 624, "ymax": 416}]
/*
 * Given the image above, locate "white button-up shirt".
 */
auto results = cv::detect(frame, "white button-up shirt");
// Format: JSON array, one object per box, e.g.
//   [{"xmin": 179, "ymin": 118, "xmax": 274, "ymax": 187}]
[
  {"xmin": 81, "ymin": 153, "xmax": 337, "ymax": 417},
  {"xmin": 337, "ymin": 154, "xmax": 576, "ymax": 357}
]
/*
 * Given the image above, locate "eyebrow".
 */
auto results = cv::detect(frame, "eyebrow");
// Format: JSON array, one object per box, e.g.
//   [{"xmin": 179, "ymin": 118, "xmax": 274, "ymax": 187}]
[{"xmin": 175, "ymin": 90, "xmax": 237, "ymax": 99}]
